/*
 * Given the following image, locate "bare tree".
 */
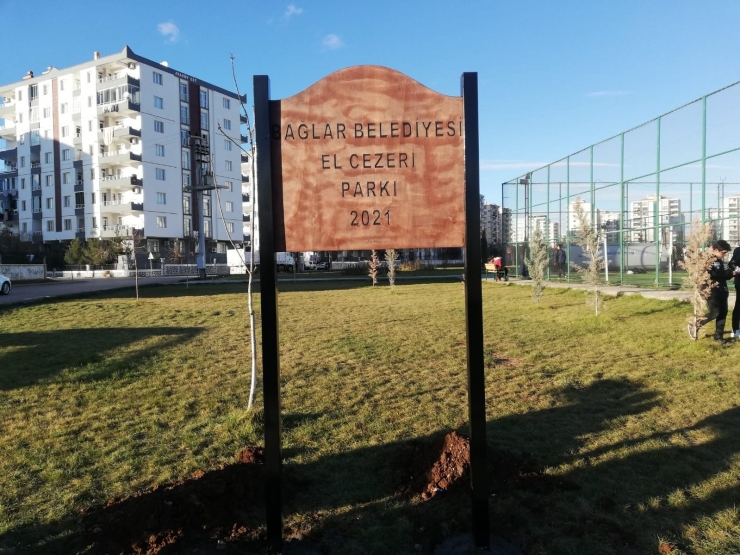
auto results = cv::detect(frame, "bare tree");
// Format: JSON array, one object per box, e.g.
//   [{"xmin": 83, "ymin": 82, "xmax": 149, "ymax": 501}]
[
  {"xmin": 125, "ymin": 232, "xmax": 149, "ymax": 301},
  {"xmin": 679, "ymin": 222, "xmax": 716, "ymax": 340},
  {"xmin": 208, "ymin": 55, "xmax": 259, "ymax": 409},
  {"xmin": 527, "ymin": 223, "xmax": 548, "ymax": 303},
  {"xmin": 368, "ymin": 250, "xmax": 381, "ymax": 286},
  {"xmin": 385, "ymin": 249, "xmax": 398, "ymax": 291},
  {"xmin": 572, "ymin": 199, "xmax": 604, "ymax": 315}
]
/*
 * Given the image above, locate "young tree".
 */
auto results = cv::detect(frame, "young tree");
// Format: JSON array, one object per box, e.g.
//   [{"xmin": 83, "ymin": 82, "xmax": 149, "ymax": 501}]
[
  {"xmin": 679, "ymin": 222, "xmax": 716, "ymax": 341},
  {"xmin": 527, "ymin": 223, "xmax": 548, "ymax": 303},
  {"xmin": 368, "ymin": 249, "xmax": 381, "ymax": 286},
  {"xmin": 572, "ymin": 199, "xmax": 604, "ymax": 315},
  {"xmin": 64, "ymin": 238, "xmax": 88, "ymax": 265},
  {"xmin": 385, "ymin": 248, "xmax": 398, "ymax": 291}
]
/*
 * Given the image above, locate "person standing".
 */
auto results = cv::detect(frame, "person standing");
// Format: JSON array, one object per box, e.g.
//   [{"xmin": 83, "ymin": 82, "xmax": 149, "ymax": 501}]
[
  {"xmin": 730, "ymin": 245, "xmax": 740, "ymax": 338},
  {"xmin": 690, "ymin": 240, "xmax": 735, "ymax": 343},
  {"xmin": 554, "ymin": 244, "xmax": 567, "ymax": 278}
]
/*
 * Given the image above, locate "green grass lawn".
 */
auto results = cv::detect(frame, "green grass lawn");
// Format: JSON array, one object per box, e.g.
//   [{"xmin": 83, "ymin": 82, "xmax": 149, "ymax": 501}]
[{"xmin": 0, "ymin": 281, "xmax": 739, "ymax": 554}]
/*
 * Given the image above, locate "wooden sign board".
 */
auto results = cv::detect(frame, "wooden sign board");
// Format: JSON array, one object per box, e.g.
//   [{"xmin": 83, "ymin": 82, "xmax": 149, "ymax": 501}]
[{"xmin": 269, "ymin": 66, "xmax": 465, "ymax": 252}]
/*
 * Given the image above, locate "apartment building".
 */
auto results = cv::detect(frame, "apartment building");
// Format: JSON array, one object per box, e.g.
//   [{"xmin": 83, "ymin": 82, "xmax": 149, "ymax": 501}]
[
  {"xmin": 0, "ymin": 46, "xmax": 244, "ymax": 257},
  {"xmin": 629, "ymin": 195, "xmax": 682, "ymax": 243}
]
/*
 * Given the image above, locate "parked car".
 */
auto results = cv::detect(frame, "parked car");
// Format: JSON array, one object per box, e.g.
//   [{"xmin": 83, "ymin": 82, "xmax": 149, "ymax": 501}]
[
  {"xmin": 0, "ymin": 274, "xmax": 11, "ymax": 295},
  {"xmin": 315, "ymin": 262, "xmax": 328, "ymax": 270}
]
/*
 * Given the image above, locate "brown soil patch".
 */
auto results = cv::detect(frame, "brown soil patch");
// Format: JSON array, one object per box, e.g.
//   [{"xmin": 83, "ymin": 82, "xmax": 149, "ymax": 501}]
[{"xmin": 76, "ymin": 446, "xmax": 265, "ymax": 554}]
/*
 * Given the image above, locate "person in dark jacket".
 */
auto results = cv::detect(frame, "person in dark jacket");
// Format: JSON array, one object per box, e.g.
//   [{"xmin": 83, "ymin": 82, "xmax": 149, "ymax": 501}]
[
  {"xmin": 730, "ymin": 245, "xmax": 740, "ymax": 339},
  {"xmin": 554, "ymin": 244, "xmax": 566, "ymax": 278},
  {"xmin": 690, "ymin": 240, "xmax": 735, "ymax": 343}
]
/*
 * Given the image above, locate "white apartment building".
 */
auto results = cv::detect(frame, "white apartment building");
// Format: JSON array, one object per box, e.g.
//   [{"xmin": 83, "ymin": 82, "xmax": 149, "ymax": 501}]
[
  {"xmin": 0, "ymin": 46, "xmax": 244, "ymax": 257},
  {"xmin": 629, "ymin": 195, "xmax": 681, "ymax": 243},
  {"xmin": 480, "ymin": 200, "xmax": 501, "ymax": 244},
  {"xmin": 512, "ymin": 215, "xmax": 559, "ymax": 244},
  {"xmin": 722, "ymin": 195, "xmax": 740, "ymax": 244}
]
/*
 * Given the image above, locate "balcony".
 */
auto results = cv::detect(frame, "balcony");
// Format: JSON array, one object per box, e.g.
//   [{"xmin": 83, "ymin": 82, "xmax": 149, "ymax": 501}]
[
  {"xmin": 97, "ymin": 99, "xmax": 140, "ymax": 116},
  {"xmin": 98, "ymin": 148, "xmax": 142, "ymax": 167},
  {"xmin": 101, "ymin": 200, "xmax": 144, "ymax": 214},
  {"xmin": 240, "ymin": 115, "xmax": 247, "ymax": 124},
  {"xmin": 74, "ymin": 179, "xmax": 84, "ymax": 192},
  {"xmin": 240, "ymin": 133, "xmax": 249, "ymax": 143},
  {"xmin": 0, "ymin": 147, "xmax": 17, "ymax": 163},
  {"xmin": 99, "ymin": 174, "xmax": 142, "ymax": 189},
  {"xmin": 96, "ymin": 74, "xmax": 140, "ymax": 90},
  {"xmin": 241, "ymin": 153, "xmax": 250, "ymax": 163},
  {"xmin": 241, "ymin": 174, "xmax": 249, "ymax": 183},
  {"xmin": 0, "ymin": 122, "xmax": 16, "ymax": 139},
  {"xmin": 98, "ymin": 125, "xmax": 141, "ymax": 143},
  {"xmin": 32, "ymin": 231, "xmax": 43, "ymax": 244},
  {"xmin": 0, "ymin": 98, "xmax": 17, "ymax": 117},
  {"xmin": 100, "ymin": 224, "xmax": 131, "ymax": 237},
  {"xmin": 242, "ymin": 193, "xmax": 250, "ymax": 203}
]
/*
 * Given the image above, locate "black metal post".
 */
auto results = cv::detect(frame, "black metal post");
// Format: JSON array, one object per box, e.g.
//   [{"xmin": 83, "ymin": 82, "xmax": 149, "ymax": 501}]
[
  {"xmin": 254, "ymin": 74, "xmax": 283, "ymax": 555},
  {"xmin": 462, "ymin": 71, "xmax": 491, "ymax": 550}
]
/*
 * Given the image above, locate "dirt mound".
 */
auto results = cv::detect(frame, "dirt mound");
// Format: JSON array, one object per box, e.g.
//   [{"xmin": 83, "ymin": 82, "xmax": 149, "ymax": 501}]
[
  {"xmin": 421, "ymin": 431, "xmax": 471, "ymax": 500},
  {"xmin": 77, "ymin": 446, "xmax": 266, "ymax": 554}
]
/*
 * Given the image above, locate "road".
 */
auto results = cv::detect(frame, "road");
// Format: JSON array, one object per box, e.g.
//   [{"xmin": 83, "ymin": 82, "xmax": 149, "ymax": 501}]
[{"xmin": 0, "ymin": 276, "xmax": 185, "ymax": 305}]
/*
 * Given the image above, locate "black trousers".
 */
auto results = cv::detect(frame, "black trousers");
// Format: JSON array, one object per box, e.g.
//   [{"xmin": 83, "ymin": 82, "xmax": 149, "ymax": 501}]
[
  {"xmin": 706, "ymin": 290, "xmax": 729, "ymax": 338},
  {"xmin": 732, "ymin": 287, "xmax": 740, "ymax": 333}
]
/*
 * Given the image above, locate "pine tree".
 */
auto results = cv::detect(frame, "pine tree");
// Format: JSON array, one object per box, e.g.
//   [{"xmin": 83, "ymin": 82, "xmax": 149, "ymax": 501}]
[
  {"xmin": 572, "ymin": 199, "xmax": 604, "ymax": 315},
  {"xmin": 528, "ymin": 224, "xmax": 548, "ymax": 303}
]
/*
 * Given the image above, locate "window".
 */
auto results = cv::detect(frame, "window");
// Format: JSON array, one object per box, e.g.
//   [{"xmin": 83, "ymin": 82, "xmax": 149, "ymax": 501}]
[
  {"xmin": 223, "ymin": 119, "xmax": 231, "ymax": 130},
  {"xmin": 200, "ymin": 112, "xmax": 208, "ymax": 130},
  {"xmin": 92, "ymin": 217, "xmax": 97, "ymax": 229},
  {"xmin": 203, "ymin": 197, "xmax": 211, "ymax": 217},
  {"xmin": 18, "ymin": 90, "xmax": 22, "ymax": 101},
  {"xmin": 21, "ymin": 200, "xmax": 26, "ymax": 211},
  {"xmin": 156, "ymin": 192, "xmax": 166, "ymax": 204},
  {"xmin": 181, "ymin": 129, "xmax": 189, "ymax": 147},
  {"xmin": 223, "ymin": 97, "xmax": 230, "ymax": 109},
  {"xmin": 156, "ymin": 168, "xmax": 165, "ymax": 180},
  {"xmin": 88, "ymin": 96, "xmax": 92, "ymax": 108},
  {"xmin": 199, "ymin": 90, "xmax": 208, "ymax": 108},
  {"xmin": 91, "ymin": 192, "xmax": 96, "ymax": 204},
  {"xmin": 154, "ymin": 120, "xmax": 164, "ymax": 133},
  {"xmin": 62, "ymin": 126, "xmax": 69, "ymax": 138},
  {"xmin": 155, "ymin": 144, "xmax": 165, "ymax": 157},
  {"xmin": 61, "ymin": 103, "xmax": 68, "ymax": 114},
  {"xmin": 204, "ymin": 219, "xmax": 212, "ymax": 238},
  {"xmin": 62, "ymin": 149, "xmax": 70, "ymax": 161},
  {"xmin": 64, "ymin": 219, "xmax": 72, "ymax": 231},
  {"xmin": 29, "ymin": 84, "xmax": 38, "ymax": 100},
  {"xmin": 64, "ymin": 196, "xmax": 71, "ymax": 207},
  {"xmin": 225, "ymin": 201, "xmax": 233, "ymax": 212},
  {"xmin": 182, "ymin": 150, "xmax": 190, "ymax": 168},
  {"xmin": 20, "ymin": 178, "xmax": 25, "ymax": 190},
  {"xmin": 60, "ymin": 80, "xmax": 65, "ymax": 91},
  {"xmin": 182, "ymin": 172, "xmax": 191, "ymax": 189},
  {"xmin": 45, "ymin": 175, "xmax": 53, "ymax": 187},
  {"xmin": 183, "ymin": 196, "xmax": 191, "ymax": 214},
  {"xmin": 46, "ymin": 197, "xmax": 54, "ymax": 209},
  {"xmin": 47, "ymin": 220, "xmax": 55, "ymax": 232},
  {"xmin": 179, "ymin": 82, "xmax": 188, "ymax": 101},
  {"xmin": 20, "ymin": 156, "xmax": 25, "ymax": 168},
  {"xmin": 31, "ymin": 130, "xmax": 40, "ymax": 146},
  {"xmin": 153, "ymin": 72, "xmax": 163, "ymax": 85},
  {"xmin": 225, "ymin": 181, "xmax": 233, "ymax": 192},
  {"xmin": 62, "ymin": 172, "xmax": 70, "ymax": 184},
  {"xmin": 87, "ymin": 72, "xmax": 91, "ymax": 84},
  {"xmin": 154, "ymin": 96, "xmax": 163, "ymax": 109},
  {"xmin": 43, "ymin": 84, "xmax": 48, "ymax": 96},
  {"xmin": 183, "ymin": 219, "xmax": 192, "ymax": 236},
  {"xmin": 225, "ymin": 160, "xmax": 232, "ymax": 171},
  {"xmin": 157, "ymin": 216, "xmax": 167, "ymax": 228},
  {"xmin": 180, "ymin": 105, "xmax": 189, "ymax": 124},
  {"xmin": 227, "ymin": 222, "xmax": 234, "ymax": 233},
  {"xmin": 43, "ymin": 107, "xmax": 51, "ymax": 118},
  {"xmin": 17, "ymin": 112, "xmax": 23, "ymax": 123},
  {"xmin": 90, "ymin": 168, "xmax": 95, "ymax": 180},
  {"xmin": 32, "ymin": 174, "xmax": 40, "ymax": 189},
  {"xmin": 75, "ymin": 192, "xmax": 84, "ymax": 207}
]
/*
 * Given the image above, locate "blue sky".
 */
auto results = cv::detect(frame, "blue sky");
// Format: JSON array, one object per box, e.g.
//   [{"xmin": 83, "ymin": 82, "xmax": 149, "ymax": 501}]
[{"xmin": 2, "ymin": 0, "xmax": 740, "ymax": 206}]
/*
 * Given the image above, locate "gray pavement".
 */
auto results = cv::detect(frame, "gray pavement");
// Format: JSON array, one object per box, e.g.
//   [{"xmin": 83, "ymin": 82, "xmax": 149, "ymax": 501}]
[{"xmin": 0, "ymin": 276, "xmax": 184, "ymax": 305}]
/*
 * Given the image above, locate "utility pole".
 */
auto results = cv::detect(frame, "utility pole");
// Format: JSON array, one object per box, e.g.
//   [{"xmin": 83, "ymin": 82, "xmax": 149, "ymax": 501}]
[
  {"xmin": 192, "ymin": 134, "xmax": 214, "ymax": 280},
  {"xmin": 191, "ymin": 134, "xmax": 229, "ymax": 279}
]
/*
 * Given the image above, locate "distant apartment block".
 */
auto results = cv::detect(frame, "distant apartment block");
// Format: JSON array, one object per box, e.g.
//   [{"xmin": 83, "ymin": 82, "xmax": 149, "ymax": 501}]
[
  {"xmin": 0, "ymin": 46, "xmax": 245, "ymax": 256},
  {"xmin": 629, "ymin": 195, "xmax": 682, "ymax": 243}
]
